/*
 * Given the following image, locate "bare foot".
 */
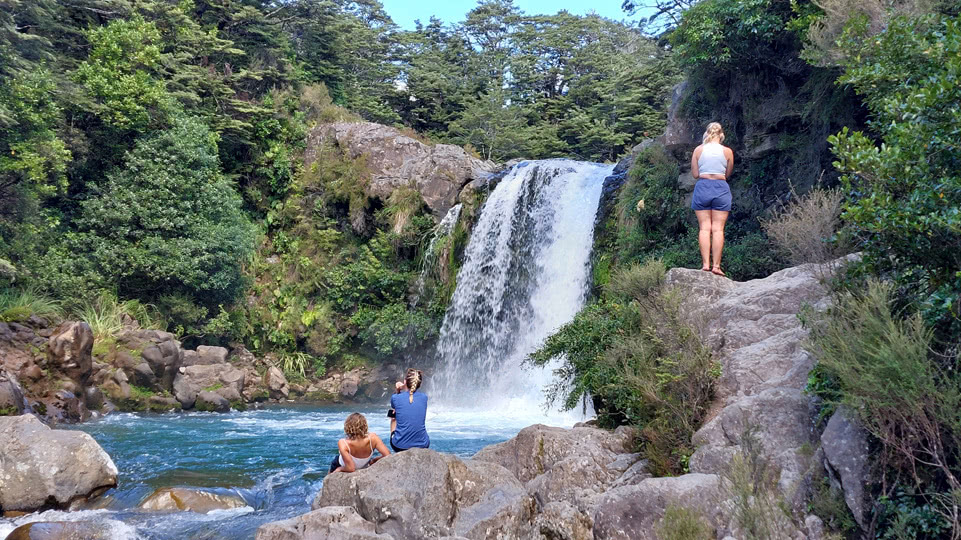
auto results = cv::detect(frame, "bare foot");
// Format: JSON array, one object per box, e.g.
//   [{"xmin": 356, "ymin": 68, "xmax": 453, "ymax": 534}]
[
  {"xmin": 711, "ymin": 266, "xmax": 726, "ymax": 277},
  {"xmin": 701, "ymin": 266, "xmax": 711, "ymax": 272}
]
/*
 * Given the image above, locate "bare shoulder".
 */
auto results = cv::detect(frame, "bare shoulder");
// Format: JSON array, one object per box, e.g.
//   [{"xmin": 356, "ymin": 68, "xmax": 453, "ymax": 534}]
[
  {"xmin": 337, "ymin": 438, "xmax": 349, "ymax": 450},
  {"xmin": 723, "ymin": 145, "xmax": 734, "ymax": 156},
  {"xmin": 369, "ymin": 432, "xmax": 383, "ymax": 444}
]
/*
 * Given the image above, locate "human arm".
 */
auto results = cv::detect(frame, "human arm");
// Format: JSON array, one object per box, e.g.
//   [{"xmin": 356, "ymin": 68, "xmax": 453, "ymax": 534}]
[
  {"xmin": 691, "ymin": 145, "xmax": 702, "ymax": 178},
  {"xmin": 369, "ymin": 433, "xmax": 391, "ymax": 464},
  {"xmin": 724, "ymin": 146, "xmax": 734, "ymax": 178},
  {"xmin": 332, "ymin": 439, "xmax": 355, "ymax": 473}
]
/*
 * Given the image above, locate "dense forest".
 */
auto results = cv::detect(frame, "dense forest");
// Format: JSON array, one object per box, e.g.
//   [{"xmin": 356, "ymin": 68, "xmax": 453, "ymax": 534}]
[{"xmin": 2, "ymin": 0, "xmax": 961, "ymax": 536}]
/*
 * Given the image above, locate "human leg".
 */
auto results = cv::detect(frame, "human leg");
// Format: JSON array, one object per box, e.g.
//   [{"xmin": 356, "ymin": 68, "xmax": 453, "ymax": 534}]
[
  {"xmin": 695, "ymin": 210, "xmax": 712, "ymax": 270},
  {"xmin": 710, "ymin": 210, "xmax": 729, "ymax": 275}
]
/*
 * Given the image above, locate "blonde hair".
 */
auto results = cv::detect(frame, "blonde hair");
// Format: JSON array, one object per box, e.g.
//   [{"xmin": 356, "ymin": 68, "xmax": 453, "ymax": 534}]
[
  {"xmin": 405, "ymin": 368, "xmax": 423, "ymax": 403},
  {"xmin": 702, "ymin": 122, "xmax": 725, "ymax": 144},
  {"xmin": 344, "ymin": 412, "xmax": 368, "ymax": 440}
]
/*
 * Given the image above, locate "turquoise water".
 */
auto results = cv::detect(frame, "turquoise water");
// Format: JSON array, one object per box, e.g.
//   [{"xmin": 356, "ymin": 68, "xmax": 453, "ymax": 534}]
[{"xmin": 0, "ymin": 404, "xmax": 580, "ymax": 539}]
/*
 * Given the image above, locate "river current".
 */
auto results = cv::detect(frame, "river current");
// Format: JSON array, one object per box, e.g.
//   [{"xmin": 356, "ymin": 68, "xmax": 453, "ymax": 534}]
[{"xmin": 0, "ymin": 404, "xmax": 582, "ymax": 539}]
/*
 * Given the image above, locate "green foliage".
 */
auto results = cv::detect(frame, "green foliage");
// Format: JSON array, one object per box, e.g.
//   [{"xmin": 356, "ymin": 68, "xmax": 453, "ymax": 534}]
[
  {"xmin": 828, "ymin": 13, "xmax": 961, "ymax": 337},
  {"xmin": 658, "ymin": 504, "xmax": 714, "ymax": 540},
  {"xmin": 808, "ymin": 475, "xmax": 858, "ymax": 536},
  {"xmin": 0, "ymin": 286, "xmax": 62, "ymax": 322},
  {"xmin": 351, "ymin": 304, "xmax": 439, "ymax": 358},
  {"xmin": 40, "ymin": 115, "xmax": 255, "ymax": 307},
  {"xmin": 875, "ymin": 486, "xmax": 952, "ymax": 540},
  {"xmin": 530, "ymin": 259, "xmax": 717, "ymax": 475},
  {"xmin": 723, "ymin": 424, "xmax": 796, "ymax": 538},
  {"xmin": 806, "ymin": 280, "xmax": 961, "ymax": 531},
  {"xmin": 74, "ymin": 290, "xmax": 163, "ymax": 340}
]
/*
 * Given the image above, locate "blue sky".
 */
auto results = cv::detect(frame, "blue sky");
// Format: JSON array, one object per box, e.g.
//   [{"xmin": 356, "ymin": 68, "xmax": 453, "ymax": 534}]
[{"xmin": 379, "ymin": 0, "xmax": 639, "ymax": 30}]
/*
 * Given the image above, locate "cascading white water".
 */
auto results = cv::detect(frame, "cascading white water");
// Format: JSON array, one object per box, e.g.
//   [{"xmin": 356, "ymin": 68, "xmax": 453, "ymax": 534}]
[{"xmin": 432, "ymin": 159, "xmax": 613, "ymax": 417}]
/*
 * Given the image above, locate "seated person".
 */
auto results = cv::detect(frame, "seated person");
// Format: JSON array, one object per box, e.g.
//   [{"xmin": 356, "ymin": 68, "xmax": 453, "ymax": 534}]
[
  {"xmin": 388, "ymin": 368, "xmax": 429, "ymax": 452},
  {"xmin": 329, "ymin": 412, "xmax": 390, "ymax": 474}
]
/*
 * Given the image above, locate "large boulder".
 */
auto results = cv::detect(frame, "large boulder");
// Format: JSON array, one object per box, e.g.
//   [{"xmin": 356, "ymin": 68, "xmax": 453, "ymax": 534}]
[
  {"xmin": 0, "ymin": 415, "xmax": 117, "ymax": 511},
  {"xmin": 181, "ymin": 345, "xmax": 228, "ymax": 366},
  {"xmin": 313, "ymin": 448, "xmax": 534, "ymax": 540},
  {"xmin": 821, "ymin": 407, "xmax": 872, "ymax": 528},
  {"xmin": 473, "ymin": 424, "xmax": 642, "ymax": 511},
  {"xmin": 592, "ymin": 474, "xmax": 722, "ymax": 540},
  {"xmin": 306, "ymin": 122, "xmax": 495, "ymax": 218},
  {"xmin": 195, "ymin": 390, "xmax": 230, "ymax": 413},
  {"xmin": 138, "ymin": 487, "xmax": 247, "ymax": 513},
  {"xmin": 140, "ymin": 339, "xmax": 183, "ymax": 389},
  {"xmin": 256, "ymin": 506, "xmax": 393, "ymax": 540},
  {"xmin": 264, "ymin": 366, "xmax": 289, "ymax": 400},
  {"xmin": 46, "ymin": 322, "xmax": 94, "ymax": 385},
  {"xmin": 172, "ymin": 363, "xmax": 246, "ymax": 409}
]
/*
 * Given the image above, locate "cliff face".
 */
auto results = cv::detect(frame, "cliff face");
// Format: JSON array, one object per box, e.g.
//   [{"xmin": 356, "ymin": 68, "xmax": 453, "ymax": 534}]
[{"xmin": 306, "ymin": 122, "xmax": 496, "ymax": 219}]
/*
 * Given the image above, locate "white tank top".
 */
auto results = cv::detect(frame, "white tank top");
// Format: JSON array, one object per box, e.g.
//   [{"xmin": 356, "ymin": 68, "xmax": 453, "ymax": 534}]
[
  {"xmin": 339, "ymin": 438, "xmax": 374, "ymax": 469},
  {"xmin": 698, "ymin": 143, "xmax": 728, "ymax": 176}
]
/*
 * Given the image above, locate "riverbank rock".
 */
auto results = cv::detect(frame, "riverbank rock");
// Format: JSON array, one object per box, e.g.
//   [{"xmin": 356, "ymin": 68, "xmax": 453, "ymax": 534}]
[
  {"xmin": 306, "ymin": 122, "xmax": 495, "ymax": 218},
  {"xmin": 264, "ymin": 366, "xmax": 289, "ymax": 400},
  {"xmin": 0, "ymin": 414, "xmax": 117, "ymax": 511},
  {"xmin": 45, "ymin": 322, "xmax": 94, "ymax": 386},
  {"xmin": 821, "ymin": 406, "xmax": 872, "ymax": 528},
  {"xmin": 172, "ymin": 363, "xmax": 246, "ymax": 410},
  {"xmin": 4, "ymin": 521, "xmax": 117, "ymax": 540},
  {"xmin": 138, "ymin": 487, "xmax": 248, "ymax": 513},
  {"xmin": 256, "ymin": 506, "xmax": 392, "ymax": 540},
  {"xmin": 195, "ymin": 390, "xmax": 230, "ymax": 413},
  {"xmin": 0, "ymin": 369, "xmax": 28, "ymax": 416},
  {"xmin": 313, "ymin": 448, "xmax": 534, "ymax": 539}
]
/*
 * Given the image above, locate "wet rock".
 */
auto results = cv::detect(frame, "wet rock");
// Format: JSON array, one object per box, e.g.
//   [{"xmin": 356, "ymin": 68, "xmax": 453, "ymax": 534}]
[
  {"xmin": 5, "ymin": 521, "xmax": 116, "ymax": 540},
  {"xmin": 132, "ymin": 362, "xmax": 157, "ymax": 388},
  {"xmin": 84, "ymin": 386, "xmax": 105, "ymax": 411},
  {"xmin": 265, "ymin": 366, "xmax": 289, "ymax": 400},
  {"xmin": 172, "ymin": 363, "xmax": 246, "ymax": 409},
  {"xmin": 195, "ymin": 390, "xmax": 230, "ymax": 413},
  {"xmin": 46, "ymin": 322, "xmax": 94, "ymax": 385},
  {"xmin": 314, "ymin": 448, "xmax": 533, "ymax": 540},
  {"xmin": 51, "ymin": 389, "xmax": 88, "ymax": 423},
  {"xmin": 147, "ymin": 395, "xmax": 181, "ymax": 411},
  {"xmin": 256, "ymin": 506, "xmax": 392, "ymax": 540},
  {"xmin": 307, "ymin": 122, "xmax": 495, "ymax": 218},
  {"xmin": 0, "ymin": 414, "xmax": 117, "ymax": 511},
  {"xmin": 822, "ymin": 406, "xmax": 871, "ymax": 528},
  {"xmin": 138, "ymin": 487, "xmax": 247, "ymax": 513}
]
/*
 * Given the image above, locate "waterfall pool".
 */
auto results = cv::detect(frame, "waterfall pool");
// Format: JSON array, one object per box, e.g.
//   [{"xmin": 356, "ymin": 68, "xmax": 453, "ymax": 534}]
[{"xmin": 0, "ymin": 404, "xmax": 584, "ymax": 540}]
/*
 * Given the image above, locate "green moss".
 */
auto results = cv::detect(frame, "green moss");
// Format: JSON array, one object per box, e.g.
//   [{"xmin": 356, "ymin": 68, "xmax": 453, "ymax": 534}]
[
  {"xmin": 304, "ymin": 390, "xmax": 336, "ymax": 402},
  {"xmin": 202, "ymin": 382, "xmax": 224, "ymax": 392},
  {"xmin": 0, "ymin": 406, "xmax": 19, "ymax": 416},
  {"xmin": 91, "ymin": 338, "xmax": 116, "ymax": 359},
  {"xmin": 0, "ymin": 306, "xmax": 32, "ymax": 322},
  {"xmin": 31, "ymin": 402, "xmax": 46, "ymax": 415},
  {"xmin": 129, "ymin": 385, "xmax": 154, "ymax": 400},
  {"xmin": 230, "ymin": 400, "xmax": 247, "ymax": 411}
]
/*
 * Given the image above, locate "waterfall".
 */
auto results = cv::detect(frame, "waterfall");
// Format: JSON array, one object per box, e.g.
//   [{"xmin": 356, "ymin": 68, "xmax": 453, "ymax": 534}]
[{"xmin": 432, "ymin": 160, "xmax": 613, "ymax": 413}]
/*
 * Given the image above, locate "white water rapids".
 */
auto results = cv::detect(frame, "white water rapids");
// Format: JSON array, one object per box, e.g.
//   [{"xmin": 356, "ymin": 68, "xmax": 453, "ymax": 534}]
[{"xmin": 432, "ymin": 159, "xmax": 613, "ymax": 422}]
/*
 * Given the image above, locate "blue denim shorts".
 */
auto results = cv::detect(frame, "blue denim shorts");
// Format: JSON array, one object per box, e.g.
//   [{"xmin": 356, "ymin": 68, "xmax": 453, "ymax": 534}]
[{"xmin": 691, "ymin": 179, "xmax": 732, "ymax": 211}]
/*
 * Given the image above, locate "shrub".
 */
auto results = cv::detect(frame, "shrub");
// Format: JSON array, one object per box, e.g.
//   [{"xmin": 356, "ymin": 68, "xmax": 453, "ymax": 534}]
[
  {"xmin": 74, "ymin": 290, "xmax": 164, "ymax": 340},
  {"xmin": 530, "ymin": 259, "xmax": 717, "ymax": 475},
  {"xmin": 658, "ymin": 504, "xmax": 714, "ymax": 540},
  {"xmin": 350, "ymin": 303, "xmax": 439, "ymax": 359},
  {"xmin": 762, "ymin": 186, "xmax": 846, "ymax": 266},
  {"xmin": 806, "ymin": 280, "xmax": 961, "ymax": 530},
  {"xmin": 723, "ymin": 424, "xmax": 796, "ymax": 539}
]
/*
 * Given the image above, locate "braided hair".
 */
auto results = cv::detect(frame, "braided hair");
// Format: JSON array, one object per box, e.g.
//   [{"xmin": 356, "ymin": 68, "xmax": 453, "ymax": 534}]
[{"xmin": 405, "ymin": 368, "xmax": 423, "ymax": 403}]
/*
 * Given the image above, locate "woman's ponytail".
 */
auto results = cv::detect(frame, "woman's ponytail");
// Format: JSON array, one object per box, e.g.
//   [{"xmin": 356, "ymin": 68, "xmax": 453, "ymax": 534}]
[{"xmin": 405, "ymin": 368, "xmax": 423, "ymax": 403}]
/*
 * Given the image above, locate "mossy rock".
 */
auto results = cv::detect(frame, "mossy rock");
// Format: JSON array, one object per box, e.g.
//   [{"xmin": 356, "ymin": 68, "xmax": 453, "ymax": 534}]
[
  {"xmin": 304, "ymin": 390, "xmax": 338, "ymax": 402},
  {"xmin": 0, "ymin": 306, "xmax": 31, "ymax": 323},
  {"xmin": 230, "ymin": 400, "xmax": 247, "ymax": 412},
  {"xmin": 202, "ymin": 383, "xmax": 224, "ymax": 392},
  {"xmin": 0, "ymin": 406, "xmax": 19, "ymax": 416},
  {"xmin": 31, "ymin": 402, "xmax": 46, "ymax": 415}
]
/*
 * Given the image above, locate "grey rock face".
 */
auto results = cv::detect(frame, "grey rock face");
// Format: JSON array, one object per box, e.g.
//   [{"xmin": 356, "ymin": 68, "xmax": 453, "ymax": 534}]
[
  {"xmin": 141, "ymin": 338, "xmax": 182, "ymax": 389},
  {"xmin": 314, "ymin": 448, "xmax": 533, "ymax": 540},
  {"xmin": 256, "ymin": 506, "xmax": 392, "ymax": 540},
  {"xmin": 821, "ymin": 407, "xmax": 871, "ymax": 527},
  {"xmin": 0, "ymin": 414, "xmax": 117, "ymax": 511},
  {"xmin": 265, "ymin": 366, "xmax": 289, "ymax": 400},
  {"xmin": 46, "ymin": 322, "xmax": 94, "ymax": 385},
  {"xmin": 182, "ymin": 345, "xmax": 229, "ymax": 366},
  {"xmin": 306, "ymin": 122, "xmax": 495, "ymax": 218},
  {"xmin": 4, "ymin": 521, "xmax": 117, "ymax": 540}
]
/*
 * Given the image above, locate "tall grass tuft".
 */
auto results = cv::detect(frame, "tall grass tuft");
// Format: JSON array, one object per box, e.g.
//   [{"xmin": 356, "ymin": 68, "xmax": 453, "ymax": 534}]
[
  {"xmin": 0, "ymin": 287, "xmax": 63, "ymax": 323},
  {"xmin": 74, "ymin": 290, "xmax": 164, "ymax": 340},
  {"xmin": 605, "ymin": 259, "xmax": 666, "ymax": 302},
  {"xmin": 658, "ymin": 504, "xmax": 714, "ymax": 540}
]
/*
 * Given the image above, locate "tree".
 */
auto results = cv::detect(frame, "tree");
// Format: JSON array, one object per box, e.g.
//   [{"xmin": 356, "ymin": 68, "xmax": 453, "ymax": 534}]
[
  {"xmin": 448, "ymin": 87, "xmax": 528, "ymax": 161},
  {"xmin": 41, "ymin": 115, "xmax": 255, "ymax": 305}
]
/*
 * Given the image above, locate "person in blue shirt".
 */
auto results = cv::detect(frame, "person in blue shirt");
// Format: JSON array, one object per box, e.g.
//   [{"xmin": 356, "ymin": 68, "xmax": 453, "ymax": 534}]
[{"xmin": 388, "ymin": 368, "xmax": 429, "ymax": 451}]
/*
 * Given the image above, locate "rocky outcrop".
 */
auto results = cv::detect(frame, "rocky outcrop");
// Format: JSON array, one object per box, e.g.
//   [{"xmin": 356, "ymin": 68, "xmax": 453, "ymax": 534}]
[
  {"xmin": 256, "ymin": 506, "xmax": 393, "ymax": 540},
  {"xmin": 172, "ymin": 363, "xmax": 247, "ymax": 410},
  {"xmin": 312, "ymin": 449, "xmax": 535, "ymax": 540},
  {"xmin": 0, "ymin": 414, "xmax": 117, "ymax": 512},
  {"xmin": 306, "ymin": 122, "xmax": 495, "ymax": 218},
  {"xmin": 138, "ymin": 487, "xmax": 248, "ymax": 513},
  {"xmin": 264, "ymin": 366, "xmax": 289, "ymax": 400},
  {"xmin": 0, "ymin": 369, "xmax": 28, "ymax": 416},
  {"xmin": 45, "ymin": 322, "xmax": 94, "ymax": 386}
]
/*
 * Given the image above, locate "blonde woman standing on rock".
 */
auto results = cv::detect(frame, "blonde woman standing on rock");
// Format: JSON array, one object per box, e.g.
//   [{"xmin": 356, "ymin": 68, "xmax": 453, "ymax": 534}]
[{"xmin": 690, "ymin": 122, "xmax": 734, "ymax": 276}]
